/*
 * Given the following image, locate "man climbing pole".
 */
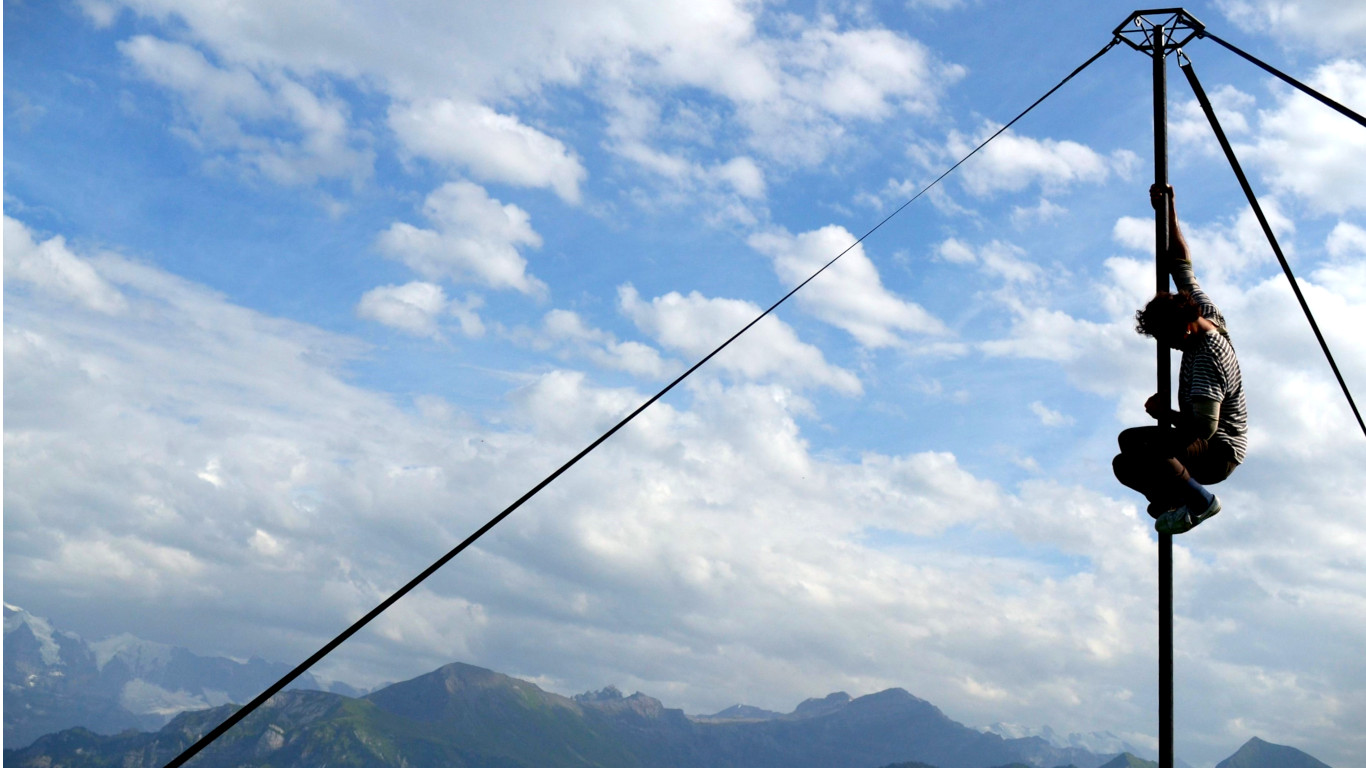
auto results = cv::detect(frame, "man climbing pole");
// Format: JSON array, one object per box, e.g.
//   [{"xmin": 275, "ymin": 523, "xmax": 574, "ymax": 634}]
[{"xmin": 1113, "ymin": 184, "xmax": 1248, "ymax": 534}]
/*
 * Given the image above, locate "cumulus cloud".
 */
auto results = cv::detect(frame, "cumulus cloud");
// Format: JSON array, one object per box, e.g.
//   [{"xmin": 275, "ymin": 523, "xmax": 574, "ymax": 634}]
[
  {"xmin": 966, "ymin": 215, "xmax": 1366, "ymax": 766},
  {"xmin": 1010, "ymin": 197, "xmax": 1068, "ymax": 226},
  {"xmin": 598, "ymin": 87, "xmax": 770, "ymax": 220},
  {"xmin": 936, "ymin": 238, "xmax": 1043, "ymax": 285},
  {"xmin": 981, "ymin": 201, "xmax": 1307, "ymax": 411},
  {"xmin": 7, "ymin": 215, "xmax": 1366, "ymax": 767},
  {"xmin": 1171, "ymin": 83, "xmax": 1256, "ymax": 150},
  {"xmin": 356, "ymin": 281, "xmax": 486, "ymax": 339},
  {"xmin": 972, "ymin": 250, "xmax": 1151, "ymax": 407},
  {"xmin": 736, "ymin": 21, "xmax": 963, "ymax": 165},
  {"xmin": 613, "ymin": 142, "xmax": 766, "ymax": 201},
  {"xmin": 618, "ymin": 284, "xmax": 862, "ymax": 394},
  {"xmin": 748, "ymin": 225, "xmax": 947, "ymax": 348},
  {"xmin": 119, "ymin": 35, "xmax": 371, "ymax": 185},
  {"xmin": 377, "ymin": 182, "xmax": 547, "ymax": 296},
  {"xmin": 95, "ymin": 0, "xmax": 962, "ymax": 185},
  {"xmin": 946, "ymin": 124, "xmax": 1134, "ymax": 198},
  {"xmin": 541, "ymin": 309, "xmax": 672, "ymax": 379},
  {"xmin": 774, "ymin": 23, "xmax": 952, "ymax": 121},
  {"xmin": 906, "ymin": 0, "xmax": 969, "ymax": 9},
  {"xmin": 1313, "ymin": 222, "xmax": 1366, "ymax": 305},
  {"xmin": 389, "ymin": 100, "xmax": 586, "ymax": 203},
  {"xmin": 588, "ymin": 7, "xmax": 962, "ymax": 168},
  {"xmin": 1216, "ymin": 0, "xmax": 1366, "ymax": 56},
  {"xmin": 1326, "ymin": 221, "xmax": 1366, "ymax": 259},
  {"xmin": 1112, "ymin": 196, "xmax": 1292, "ymax": 290},
  {"xmin": 4, "ymin": 217, "xmax": 128, "ymax": 314},
  {"xmin": 1243, "ymin": 59, "xmax": 1366, "ymax": 214},
  {"xmin": 1029, "ymin": 401, "xmax": 1074, "ymax": 427},
  {"xmin": 1168, "ymin": 62, "xmax": 1365, "ymax": 215}
]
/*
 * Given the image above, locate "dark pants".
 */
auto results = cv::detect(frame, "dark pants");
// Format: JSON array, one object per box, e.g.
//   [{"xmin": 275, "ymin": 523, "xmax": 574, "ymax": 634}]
[{"xmin": 1112, "ymin": 426, "xmax": 1238, "ymax": 510}]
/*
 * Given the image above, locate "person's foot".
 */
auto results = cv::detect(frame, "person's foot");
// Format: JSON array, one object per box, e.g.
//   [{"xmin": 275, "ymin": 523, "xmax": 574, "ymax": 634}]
[{"xmin": 1155, "ymin": 495, "xmax": 1221, "ymax": 534}]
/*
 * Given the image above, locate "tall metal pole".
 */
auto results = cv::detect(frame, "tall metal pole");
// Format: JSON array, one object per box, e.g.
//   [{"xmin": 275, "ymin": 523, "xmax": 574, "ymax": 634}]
[{"xmin": 1151, "ymin": 23, "xmax": 1175, "ymax": 768}]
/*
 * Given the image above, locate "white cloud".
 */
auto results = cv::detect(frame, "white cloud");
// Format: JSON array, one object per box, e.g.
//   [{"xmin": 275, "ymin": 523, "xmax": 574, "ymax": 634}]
[
  {"xmin": 1168, "ymin": 62, "xmax": 1365, "ymax": 215},
  {"xmin": 598, "ymin": 86, "xmax": 770, "ymax": 219},
  {"xmin": 27, "ymin": 537, "xmax": 207, "ymax": 596},
  {"xmin": 986, "ymin": 205, "xmax": 1302, "ymax": 409},
  {"xmin": 589, "ymin": 9, "xmax": 961, "ymax": 168},
  {"xmin": 948, "ymin": 124, "xmax": 1122, "ymax": 197},
  {"xmin": 389, "ymin": 100, "xmax": 586, "ymax": 203},
  {"xmin": 710, "ymin": 156, "xmax": 766, "ymax": 199},
  {"xmin": 1171, "ymin": 83, "xmax": 1256, "ymax": 150},
  {"xmin": 1112, "ymin": 197, "xmax": 1291, "ymax": 289},
  {"xmin": 964, "ymin": 220, "xmax": 1366, "ymax": 765},
  {"xmin": 1029, "ymin": 401, "xmax": 1074, "ymax": 427},
  {"xmin": 1326, "ymin": 221, "xmax": 1366, "ymax": 259},
  {"xmin": 542, "ymin": 309, "xmax": 671, "ymax": 379},
  {"xmin": 1315, "ymin": 223, "xmax": 1366, "ymax": 303},
  {"xmin": 357, "ymin": 281, "xmax": 464, "ymax": 338},
  {"xmin": 77, "ymin": 0, "xmax": 120, "ymax": 27},
  {"xmin": 1244, "ymin": 59, "xmax": 1366, "ymax": 214},
  {"xmin": 977, "ymin": 293, "xmax": 1150, "ymax": 408},
  {"xmin": 981, "ymin": 302, "xmax": 1131, "ymax": 365},
  {"xmin": 96, "ymin": 0, "xmax": 961, "ymax": 179},
  {"xmin": 906, "ymin": 0, "xmax": 968, "ymax": 9},
  {"xmin": 1216, "ymin": 0, "xmax": 1366, "ymax": 56},
  {"xmin": 618, "ymin": 284, "xmax": 862, "ymax": 394},
  {"xmin": 736, "ymin": 20, "xmax": 963, "ymax": 165},
  {"xmin": 119, "ymin": 35, "xmax": 371, "ymax": 185},
  {"xmin": 748, "ymin": 226, "xmax": 946, "ymax": 348},
  {"xmin": 250, "ymin": 528, "xmax": 283, "ymax": 557},
  {"xmin": 7, "ymin": 215, "xmax": 1366, "ymax": 766},
  {"xmin": 935, "ymin": 238, "xmax": 1042, "ymax": 285},
  {"xmin": 608, "ymin": 139, "xmax": 768, "ymax": 216},
  {"xmin": 777, "ymin": 23, "xmax": 949, "ymax": 121},
  {"xmin": 447, "ymin": 295, "xmax": 489, "ymax": 338},
  {"xmin": 377, "ymin": 182, "xmax": 547, "ymax": 296},
  {"xmin": 1010, "ymin": 198, "xmax": 1067, "ymax": 226},
  {"xmin": 4, "ymin": 217, "xmax": 128, "ymax": 315}
]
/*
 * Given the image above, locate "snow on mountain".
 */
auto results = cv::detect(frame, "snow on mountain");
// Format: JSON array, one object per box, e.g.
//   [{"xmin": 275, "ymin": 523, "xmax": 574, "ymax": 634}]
[
  {"xmin": 90, "ymin": 632, "xmax": 176, "ymax": 675},
  {"xmin": 4, "ymin": 603, "xmax": 75, "ymax": 666},
  {"xmin": 982, "ymin": 721, "xmax": 1158, "ymax": 762},
  {"xmin": 3, "ymin": 604, "xmax": 357, "ymax": 748}
]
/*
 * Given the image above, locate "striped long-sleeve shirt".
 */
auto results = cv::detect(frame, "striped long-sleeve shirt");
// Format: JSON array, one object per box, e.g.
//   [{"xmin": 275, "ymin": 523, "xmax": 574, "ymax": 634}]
[{"xmin": 1173, "ymin": 260, "xmax": 1248, "ymax": 463}]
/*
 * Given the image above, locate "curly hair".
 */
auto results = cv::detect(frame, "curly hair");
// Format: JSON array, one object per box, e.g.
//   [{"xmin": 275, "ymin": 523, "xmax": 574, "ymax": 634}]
[{"xmin": 1135, "ymin": 290, "xmax": 1200, "ymax": 339}]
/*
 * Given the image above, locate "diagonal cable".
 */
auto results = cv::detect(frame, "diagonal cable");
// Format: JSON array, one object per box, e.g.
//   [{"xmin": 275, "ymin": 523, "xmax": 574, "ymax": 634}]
[
  {"xmin": 1200, "ymin": 30, "xmax": 1366, "ymax": 130},
  {"xmin": 158, "ymin": 37, "xmax": 1119, "ymax": 768},
  {"xmin": 1181, "ymin": 54, "xmax": 1366, "ymax": 441}
]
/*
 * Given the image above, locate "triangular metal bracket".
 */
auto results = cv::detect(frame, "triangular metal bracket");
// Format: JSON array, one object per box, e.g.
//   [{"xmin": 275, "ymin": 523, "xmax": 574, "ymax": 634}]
[{"xmin": 1113, "ymin": 8, "xmax": 1205, "ymax": 56}]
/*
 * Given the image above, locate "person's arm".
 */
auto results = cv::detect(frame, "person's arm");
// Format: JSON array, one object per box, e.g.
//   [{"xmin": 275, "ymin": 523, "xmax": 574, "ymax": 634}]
[
  {"xmin": 1151, "ymin": 184, "xmax": 1203, "ymax": 296},
  {"xmin": 1188, "ymin": 396, "xmax": 1220, "ymax": 440},
  {"xmin": 1163, "ymin": 185, "xmax": 1191, "ymax": 264},
  {"xmin": 1145, "ymin": 392, "xmax": 1221, "ymax": 440}
]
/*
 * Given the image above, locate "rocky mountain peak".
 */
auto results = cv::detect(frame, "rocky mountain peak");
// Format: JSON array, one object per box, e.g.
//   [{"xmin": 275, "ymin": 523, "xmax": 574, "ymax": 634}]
[
  {"xmin": 574, "ymin": 684, "xmax": 625, "ymax": 703},
  {"xmin": 790, "ymin": 691, "xmax": 851, "ymax": 718},
  {"xmin": 1215, "ymin": 736, "xmax": 1332, "ymax": 768}
]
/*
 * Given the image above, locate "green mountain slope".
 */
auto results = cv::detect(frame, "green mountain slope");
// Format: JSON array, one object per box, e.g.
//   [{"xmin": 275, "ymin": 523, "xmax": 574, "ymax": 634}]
[
  {"xmin": 1098, "ymin": 754, "xmax": 1157, "ymax": 768},
  {"xmin": 1215, "ymin": 737, "xmax": 1333, "ymax": 768},
  {"xmin": 1, "ymin": 661, "xmax": 1336, "ymax": 768}
]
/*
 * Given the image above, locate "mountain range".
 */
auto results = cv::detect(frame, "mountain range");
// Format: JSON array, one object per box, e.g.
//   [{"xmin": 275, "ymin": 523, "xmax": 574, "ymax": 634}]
[
  {"xmin": 3, "ymin": 604, "xmax": 360, "ymax": 748},
  {"xmin": 3, "ymin": 606, "xmax": 1333, "ymax": 768}
]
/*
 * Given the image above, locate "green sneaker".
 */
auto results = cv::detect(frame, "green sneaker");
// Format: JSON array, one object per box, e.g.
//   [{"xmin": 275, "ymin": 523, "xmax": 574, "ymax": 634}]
[{"xmin": 1155, "ymin": 495, "xmax": 1221, "ymax": 535}]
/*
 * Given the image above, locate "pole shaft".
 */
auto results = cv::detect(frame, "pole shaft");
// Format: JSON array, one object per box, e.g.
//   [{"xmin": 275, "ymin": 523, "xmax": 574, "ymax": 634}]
[{"xmin": 1151, "ymin": 23, "xmax": 1175, "ymax": 768}]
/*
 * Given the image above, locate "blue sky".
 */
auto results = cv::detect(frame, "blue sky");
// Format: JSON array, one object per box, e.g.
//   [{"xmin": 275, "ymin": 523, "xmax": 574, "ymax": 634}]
[{"xmin": 5, "ymin": 1, "xmax": 1366, "ymax": 766}]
